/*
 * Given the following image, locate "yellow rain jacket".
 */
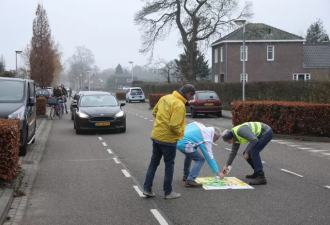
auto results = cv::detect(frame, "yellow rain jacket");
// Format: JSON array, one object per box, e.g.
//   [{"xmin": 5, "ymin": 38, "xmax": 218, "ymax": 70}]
[{"xmin": 151, "ymin": 91, "xmax": 187, "ymax": 143}]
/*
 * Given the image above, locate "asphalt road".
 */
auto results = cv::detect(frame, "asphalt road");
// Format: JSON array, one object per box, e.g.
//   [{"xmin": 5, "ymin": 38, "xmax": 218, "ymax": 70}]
[{"xmin": 22, "ymin": 101, "xmax": 330, "ymax": 225}]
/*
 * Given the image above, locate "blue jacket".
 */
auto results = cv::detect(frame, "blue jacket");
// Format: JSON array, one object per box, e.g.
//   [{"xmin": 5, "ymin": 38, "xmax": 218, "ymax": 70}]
[{"xmin": 177, "ymin": 122, "xmax": 219, "ymax": 173}]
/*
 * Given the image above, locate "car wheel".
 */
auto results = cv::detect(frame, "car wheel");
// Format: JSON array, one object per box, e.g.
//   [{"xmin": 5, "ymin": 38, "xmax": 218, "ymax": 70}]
[
  {"xmin": 216, "ymin": 111, "xmax": 222, "ymax": 117},
  {"xmin": 128, "ymin": 100, "xmax": 131, "ymax": 103},
  {"xmin": 191, "ymin": 108, "xmax": 197, "ymax": 118},
  {"xmin": 19, "ymin": 129, "xmax": 28, "ymax": 156}
]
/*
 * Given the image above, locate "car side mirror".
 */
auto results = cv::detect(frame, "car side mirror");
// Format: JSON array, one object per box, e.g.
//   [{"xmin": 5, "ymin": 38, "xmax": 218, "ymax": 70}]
[
  {"xmin": 120, "ymin": 103, "xmax": 126, "ymax": 107},
  {"xmin": 28, "ymin": 97, "xmax": 35, "ymax": 106}
]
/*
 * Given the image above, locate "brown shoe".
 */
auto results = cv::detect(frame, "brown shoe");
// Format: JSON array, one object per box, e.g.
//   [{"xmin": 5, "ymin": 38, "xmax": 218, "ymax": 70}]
[
  {"xmin": 185, "ymin": 180, "xmax": 203, "ymax": 188},
  {"xmin": 183, "ymin": 176, "xmax": 187, "ymax": 182}
]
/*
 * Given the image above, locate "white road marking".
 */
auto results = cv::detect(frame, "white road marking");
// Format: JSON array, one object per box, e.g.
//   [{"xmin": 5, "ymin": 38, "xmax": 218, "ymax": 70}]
[
  {"xmin": 140, "ymin": 116, "xmax": 143, "ymax": 117},
  {"xmin": 102, "ymin": 142, "xmax": 107, "ymax": 146},
  {"xmin": 322, "ymin": 153, "xmax": 330, "ymax": 156},
  {"xmin": 212, "ymin": 143, "xmax": 218, "ymax": 146},
  {"xmin": 308, "ymin": 150, "xmax": 329, "ymax": 153},
  {"xmin": 280, "ymin": 169, "xmax": 303, "ymax": 177},
  {"xmin": 325, "ymin": 186, "xmax": 330, "ymax": 189},
  {"xmin": 262, "ymin": 161, "xmax": 265, "ymax": 164},
  {"xmin": 271, "ymin": 140, "xmax": 284, "ymax": 142},
  {"xmin": 121, "ymin": 169, "xmax": 131, "ymax": 177},
  {"xmin": 225, "ymin": 148, "xmax": 231, "ymax": 151},
  {"xmin": 297, "ymin": 147, "xmax": 313, "ymax": 150},
  {"xmin": 144, "ymin": 118, "xmax": 148, "ymax": 119},
  {"xmin": 277, "ymin": 142, "xmax": 295, "ymax": 144},
  {"xmin": 136, "ymin": 114, "xmax": 139, "ymax": 116},
  {"xmin": 150, "ymin": 120, "xmax": 153, "ymax": 122},
  {"xmin": 288, "ymin": 145, "xmax": 302, "ymax": 147},
  {"xmin": 98, "ymin": 137, "xmax": 102, "ymax": 140},
  {"xmin": 133, "ymin": 186, "xmax": 146, "ymax": 197},
  {"xmin": 107, "ymin": 149, "xmax": 112, "ymax": 154},
  {"xmin": 150, "ymin": 209, "xmax": 168, "ymax": 225},
  {"xmin": 113, "ymin": 158, "xmax": 120, "ymax": 164}
]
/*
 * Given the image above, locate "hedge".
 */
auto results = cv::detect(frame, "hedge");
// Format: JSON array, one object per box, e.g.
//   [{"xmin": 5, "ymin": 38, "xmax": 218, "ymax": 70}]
[
  {"xmin": 116, "ymin": 92, "xmax": 126, "ymax": 100},
  {"xmin": 0, "ymin": 119, "xmax": 20, "ymax": 181},
  {"xmin": 36, "ymin": 98, "xmax": 46, "ymax": 115},
  {"xmin": 232, "ymin": 101, "xmax": 330, "ymax": 137},
  {"xmin": 149, "ymin": 93, "xmax": 169, "ymax": 107}
]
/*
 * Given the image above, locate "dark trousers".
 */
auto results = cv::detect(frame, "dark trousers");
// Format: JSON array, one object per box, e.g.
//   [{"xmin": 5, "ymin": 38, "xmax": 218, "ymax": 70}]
[
  {"xmin": 246, "ymin": 129, "xmax": 274, "ymax": 175},
  {"xmin": 144, "ymin": 141, "xmax": 176, "ymax": 195}
]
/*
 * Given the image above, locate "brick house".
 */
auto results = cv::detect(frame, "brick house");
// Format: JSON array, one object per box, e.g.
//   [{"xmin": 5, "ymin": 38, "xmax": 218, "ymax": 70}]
[
  {"xmin": 211, "ymin": 23, "xmax": 330, "ymax": 83},
  {"xmin": 83, "ymin": 74, "xmax": 104, "ymax": 90},
  {"xmin": 115, "ymin": 70, "xmax": 137, "ymax": 89}
]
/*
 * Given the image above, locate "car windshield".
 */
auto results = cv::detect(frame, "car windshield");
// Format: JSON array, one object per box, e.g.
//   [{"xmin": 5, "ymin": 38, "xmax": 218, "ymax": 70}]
[
  {"xmin": 0, "ymin": 80, "xmax": 24, "ymax": 102},
  {"xmin": 80, "ymin": 95, "xmax": 118, "ymax": 107},
  {"xmin": 36, "ymin": 90, "xmax": 49, "ymax": 95},
  {"xmin": 197, "ymin": 92, "xmax": 219, "ymax": 100}
]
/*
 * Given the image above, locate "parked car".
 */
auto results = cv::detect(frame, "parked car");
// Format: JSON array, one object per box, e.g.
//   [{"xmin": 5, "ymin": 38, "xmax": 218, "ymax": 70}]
[
  {"xmin": 126, "ymin": 87, "xmax": 145, "ymax": 103},
  {"xmin": 188, "ymin": 91, "xmax": 222, "ymax": 118},
  {"xmin": 73, "ymin": 92, "xmax": 126, "ymax": 134},
  {"xmin": 36, "ymin": 89, "xmax": 51, "ymax": 99},
  {"xmin": 43, "ymin": 86, "xmax": 53, "ymax": 96},
  {"xmin": 123, "ymin": 86, "xmax": 131, "ymax": 91},
  {"xmin": 0, "ymin": 77, "xmax": 36, "ymax": 156}
]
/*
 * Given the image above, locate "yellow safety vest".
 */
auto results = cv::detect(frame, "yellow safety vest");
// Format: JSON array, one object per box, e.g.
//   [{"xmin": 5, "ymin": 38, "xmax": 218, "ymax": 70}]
[{"xmin": 232, "ymin": 122, "xmax": 262, "ymax": 144}]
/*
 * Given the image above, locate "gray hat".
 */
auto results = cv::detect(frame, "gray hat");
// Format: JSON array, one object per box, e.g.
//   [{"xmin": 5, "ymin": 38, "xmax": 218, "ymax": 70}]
[{"xmin": 222, "ymin": 129, "xmax": 233, "ymax": 142}]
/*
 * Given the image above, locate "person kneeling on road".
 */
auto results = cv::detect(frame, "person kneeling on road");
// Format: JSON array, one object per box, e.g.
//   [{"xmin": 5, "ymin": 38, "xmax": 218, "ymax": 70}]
[
  {"xmin": 221, "ymin": 122, "xmax": 274, "ymax": 185},
  {"xmin": 177, "ymin": 122, "xmax": 225, "ymax": 188}
]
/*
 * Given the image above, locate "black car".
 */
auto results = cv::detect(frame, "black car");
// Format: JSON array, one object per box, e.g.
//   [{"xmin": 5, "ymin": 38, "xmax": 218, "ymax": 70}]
[
  {"xmin": 73, "ymin": 92, "xmax": 126, "ymax": 134},
  {"xmin": 36, "ymin": 89, "xmax": 51, "ymax": 99},
  {"xmin": 70, "ymin": 91, "xmax": 85, "ymax": 120},
  {"xmin": 0, "ymin": 77, "xmax": 36, "ymax": 156}
]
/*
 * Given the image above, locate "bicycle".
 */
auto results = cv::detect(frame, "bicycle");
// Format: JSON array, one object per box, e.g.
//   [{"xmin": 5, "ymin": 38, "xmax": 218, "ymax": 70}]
[{"xmin": 48, "ymin": 98, "xmax": 64, "ymax": 120}]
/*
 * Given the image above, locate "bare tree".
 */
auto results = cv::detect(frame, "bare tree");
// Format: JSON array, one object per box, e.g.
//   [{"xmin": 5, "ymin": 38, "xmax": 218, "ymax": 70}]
[
  {"xmin": 30, "ymin": 3, "xmax": 55, "ymax": 87},
  {"xmin": 135, "ymin": 0, "xmax": 253, "ymax": 80},
  {"xmin": 154, "ymin": 59, "xmax": 177, "ymax": 83}
]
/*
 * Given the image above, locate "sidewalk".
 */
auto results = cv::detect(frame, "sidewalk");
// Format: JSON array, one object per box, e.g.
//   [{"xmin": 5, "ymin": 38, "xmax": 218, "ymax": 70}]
[{"xmin": 0, "ymin": 109, "xmax": 51, "ymax": 225}]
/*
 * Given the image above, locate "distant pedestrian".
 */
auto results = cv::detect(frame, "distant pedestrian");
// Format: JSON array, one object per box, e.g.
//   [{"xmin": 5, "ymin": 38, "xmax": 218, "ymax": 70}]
[
  {"xmin": 177, "ymin": 122, "xmax": 224, "ymax": 188},
  {"xmin": 143, "ymin": 84, "xmax": 196, "ymax": 199},
  {"xmin": 60, "ymin": 84, "xmax": 68, "ymax": 114},
  {"xmin": 68, "ymin": 87, "xmax": 72, "ymax": 99},
  {"xmin": 221, "ymin": 122, "xmax": 274, "ymax": 185}
]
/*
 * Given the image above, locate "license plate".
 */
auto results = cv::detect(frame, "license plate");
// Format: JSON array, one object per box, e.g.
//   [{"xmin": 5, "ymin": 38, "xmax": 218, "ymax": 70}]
[
  {"xmin": 39, "ymin": 96, "xmax": 45, "ymax": 98},
  {"xmin": 95, "ymin": 122, "xmax": 110, "ymax": 126},
  {"xmin": 204, "ymin": 103, "xmax": 214, "ymax": 106}
]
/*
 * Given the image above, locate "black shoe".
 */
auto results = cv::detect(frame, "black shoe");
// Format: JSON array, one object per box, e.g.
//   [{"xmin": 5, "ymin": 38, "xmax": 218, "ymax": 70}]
[
  {"xmin": 183, "ymin": 176, "xmax": 187, "ymax": 182},
  {"xmin": 246, "ymin": 173, "xmax": 257, "ymax": 179},
  {"xmin": 66, "ymin": 111, "xmax": 68, "ymax": 114},
  {"xmin": 249, "ymin": 174, "xmax": 267, "ymax": 185}
]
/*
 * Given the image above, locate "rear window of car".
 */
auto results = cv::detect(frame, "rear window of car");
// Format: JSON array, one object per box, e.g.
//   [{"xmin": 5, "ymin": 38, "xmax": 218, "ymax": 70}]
[
  {"xmin": 131, "ymin": 89, "xmax": 142, "ymax": 94},
  {"xmin": 197, "ymin": 92, "xmax": 219, "ymax": 100},
  {"xmin": 36, "ymin": 90, "xmax": 49, "ymax": 95}
]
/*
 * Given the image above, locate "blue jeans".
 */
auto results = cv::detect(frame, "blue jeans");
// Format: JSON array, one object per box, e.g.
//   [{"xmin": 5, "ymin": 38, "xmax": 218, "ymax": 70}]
[
  {"xmin": 144, "ymin": 142, "xmax": 177, "ymax": 195},
  {"xmin": 246, "ymin": 129, "xmax": 274, "ymax": 175},
  {"xmin": 183, "ymin": 150, "xmax": 205, "ymax": 180}
]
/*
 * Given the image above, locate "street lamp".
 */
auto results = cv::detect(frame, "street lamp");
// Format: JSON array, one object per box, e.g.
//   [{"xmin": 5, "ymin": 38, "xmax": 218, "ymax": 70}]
[
  {"xmin": 234, "ymin": 19, "xmax": 246, "ymax": 101},
  {"xmin": 129, "ymin": 61, "xmax": 133, "ymax": 85},
  {"xmin": 80, "ymin": 74, "xmax": 82, "ymax": 90},
  {"xmin": 15, "ymin": 51, "xmax": 22, "ymax": 78}
]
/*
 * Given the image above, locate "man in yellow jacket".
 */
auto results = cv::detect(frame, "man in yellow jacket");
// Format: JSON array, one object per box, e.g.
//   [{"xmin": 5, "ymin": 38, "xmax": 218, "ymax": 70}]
[{"xmin": 143, "ymin": 84, "xmax": 196, "ymax": 199}]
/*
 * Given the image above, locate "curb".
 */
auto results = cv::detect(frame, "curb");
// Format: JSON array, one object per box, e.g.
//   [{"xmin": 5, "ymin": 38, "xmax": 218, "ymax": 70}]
[{"xmin": 0, "ymin": 188, "xmax": 13, "ymax": 225}]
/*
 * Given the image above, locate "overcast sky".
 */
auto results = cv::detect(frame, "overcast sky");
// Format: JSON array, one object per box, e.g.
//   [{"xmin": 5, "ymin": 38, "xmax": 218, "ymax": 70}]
[{"xmin": 1, "ymin": 0, "xmax": 329, "ymax": 72}]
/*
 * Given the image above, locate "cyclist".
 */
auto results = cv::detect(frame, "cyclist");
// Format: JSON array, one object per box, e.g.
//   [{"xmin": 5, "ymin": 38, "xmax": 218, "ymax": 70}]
[
  {"xmin": 60, "ymin": 84, "xmax": 69, "ymax": 114},
  {"xmin": 53, "ymin": 85, "xmax": 64, "ymax": 115}
]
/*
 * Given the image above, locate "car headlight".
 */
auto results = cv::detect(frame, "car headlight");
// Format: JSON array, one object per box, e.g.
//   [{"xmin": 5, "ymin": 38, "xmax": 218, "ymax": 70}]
[
  {"xmin": 8, "ymin": 106, "xmax": 25, "ymax": 120},
  {"xmin": 115, "ymin": 111, "xmax": 124, "ymax": 118},
  {"xmin": 78, "ymin": 112, "xmax": 89, "ymax": 118}
]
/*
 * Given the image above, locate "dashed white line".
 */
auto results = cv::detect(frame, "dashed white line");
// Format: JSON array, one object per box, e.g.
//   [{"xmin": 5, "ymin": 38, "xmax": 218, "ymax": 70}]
[
  {"xmin": 98, "ymin": 137, "xmax": 102, "ymax": 140},
  {"xmin": 102, "ymin": 142, "xmax": 107, "ymax": 146},
  {"xmin": 107, "ymin": 149, "xmax": 112, "ymax": 154},
  {"xmin": 144, "ymin": 118, "xmax": 148, "ymax": 119},
  {"xmin": 150, "ymin": 120, "xmax": 153, "ymax": 122},
  {"xmin": 121, "ymin": 169, "xmax": 131, "ymax": 177},
  {"xmin": 113, "ymin": 158, "xmax": 120, "ymax": 164},
  {"xmin": 140, "ymin": 116, "xmax": 143, "ymax": 117},
  {"xmin": 322, "ymin": 153, "xmax": 330, "ymax": 156},
  {"xmin": 280, "ymin": 169, "xmax": 303, "ymax": 177},
  {"xmin": 133, "ymin": 186, "xmax": 146, "ymax": 197},
  {"xmin": 325, "ymin": 186, "xmax": 330, "ymax": 189},
  {"xmin": 271, "ymin": 140, "xmax": 284, "ymax": 142},
  {"xmin": 212, "ymin": 143, "xmax": 218, "ymax": 146},
  {"xmin": 150, "ymin": 209, "xmax": 168, "ymax": 225},
  {"xmin": 297, "ymin": 147, "xmax": 313, "ymax": 150},
  {"xmin": 309, "ymin": 150, "xmax": 329, "ymax": 153},
  {"xmin": 288, "ymin": 145, "xmax": 302, "ymax": 147},
  {"xmin": 225, "ymin": 148, "xmax": 231, "ymax": 151}
]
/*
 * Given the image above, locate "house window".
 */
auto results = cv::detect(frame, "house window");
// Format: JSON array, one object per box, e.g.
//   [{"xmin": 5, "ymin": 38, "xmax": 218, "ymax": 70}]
[
  {"xmin": 267, "ymin": 46, "xmax": 274, "ymax": 61},
  {"xmin": 220, "ymin": 74, "xmax": 224, "ymax": 82},
  {"xmin": 127, "ymin": 78, "xmax": 132, "ymax": 82},
  {"xmin": 118, "ymin": 85, "xmax": 123, "ymax": 89},
  {"xmin": 220, "ymin": 47, "xmax": 223, "ymax": 62},
  {"xmin": 240, "ymin": 73, "xmax": 248, "ymax": 83},
  {"xmin": 214, "ymin": 74, "xmax": 219, "ymax": 83},
  {"xmin": 240, "ymin": 46, "xmax": 248, "ymax": 61},
  {"xmin": 214, "ymin": 48, "xmax": 218, "ymax": 63},
  {"xmin": 293, "ymin": 73, "xmax": 311, "ymax": 81}
]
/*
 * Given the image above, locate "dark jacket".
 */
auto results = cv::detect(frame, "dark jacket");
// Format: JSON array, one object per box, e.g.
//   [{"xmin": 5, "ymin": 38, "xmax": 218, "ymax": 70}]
[
  {"xmin": 53, "ymin": 89, "xmax": 63, "ymax": 98},
  {"xmin": 61, "ymin": 87, "xmax": 68, "ymax": 96}
]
